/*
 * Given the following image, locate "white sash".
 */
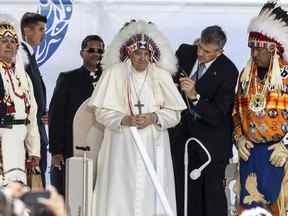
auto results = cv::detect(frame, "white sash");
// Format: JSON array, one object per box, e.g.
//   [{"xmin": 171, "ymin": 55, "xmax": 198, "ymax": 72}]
[{"xmin": 129, "ymin": 127, "xmax": 174, "ymax": 216}]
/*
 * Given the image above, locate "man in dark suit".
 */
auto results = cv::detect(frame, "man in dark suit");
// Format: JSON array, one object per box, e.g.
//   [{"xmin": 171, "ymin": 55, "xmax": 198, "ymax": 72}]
[
  {"xmin": 48, "ymin": 35, "xmax": 104, "ymax": 196},
  {"xmin": 20, "ymin": 12, "xmax": 48, "ymax": 186},
  {"xmin": 169, "ymin": 25, "xmax": 238, "ymax": 216}
]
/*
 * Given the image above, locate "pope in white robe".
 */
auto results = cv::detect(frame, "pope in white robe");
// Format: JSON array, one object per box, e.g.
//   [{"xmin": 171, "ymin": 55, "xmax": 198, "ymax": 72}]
[{"xmin": 88, "ymin": 20, "xmax": 186, "ymax": 216}]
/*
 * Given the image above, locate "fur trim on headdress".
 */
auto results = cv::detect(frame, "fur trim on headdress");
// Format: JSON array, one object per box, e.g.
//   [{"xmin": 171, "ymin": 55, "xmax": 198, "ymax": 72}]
[
  {"xmin": 248, "ymin": 1, "xmax": 288, "ymax": 61},
  {"xmin": 101, "ymin": 20, "xmax": 177, "ymax": 74},
  {"xmin": 242, "ymin": 1, "xmax": 288, "ymax": 92}
]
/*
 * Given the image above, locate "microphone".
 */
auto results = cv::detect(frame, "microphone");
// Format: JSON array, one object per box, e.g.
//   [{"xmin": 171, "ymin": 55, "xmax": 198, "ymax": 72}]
[
  {"xmin": 190, "ymin": 168, "xmax": 201, "ymax": 180},
  {"xmin": 184, "ymin": 137, "xmax": 211, "ymax": 180},
  {"xmin": 184, "ymin": 137, "xmax": 211, "ymax": 216}
]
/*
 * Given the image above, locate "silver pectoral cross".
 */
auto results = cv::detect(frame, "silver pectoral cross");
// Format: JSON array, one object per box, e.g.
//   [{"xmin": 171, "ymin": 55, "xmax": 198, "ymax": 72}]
[{"xmin": 134, "ymin": 100, "xmax": 144, "ymax": 114}]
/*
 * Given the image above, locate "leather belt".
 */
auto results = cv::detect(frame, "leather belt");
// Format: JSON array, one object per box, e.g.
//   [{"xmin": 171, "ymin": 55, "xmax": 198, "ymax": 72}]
[
  {"xmin": 11, "ymin": 119, "xmax": 30, "ymax": 125},
  {"xmin": 0, "ymin": 115, "xmax": 30, "ymax": 128}
]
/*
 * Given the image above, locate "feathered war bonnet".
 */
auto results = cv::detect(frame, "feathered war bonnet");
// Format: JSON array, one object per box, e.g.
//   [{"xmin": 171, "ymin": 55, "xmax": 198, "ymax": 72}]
[
  {"xmin": 241, "ymin": 1, "xmax": 288, "ymax": 92},
  {"xmin": 101, "ymin": 20, "xmax": 177, "ymax": 74}
]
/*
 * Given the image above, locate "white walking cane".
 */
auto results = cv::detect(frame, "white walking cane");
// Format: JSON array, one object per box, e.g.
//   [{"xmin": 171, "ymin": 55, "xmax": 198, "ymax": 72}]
[
  {"xmin": 184, "ymin": 137, "xmax": 211, "ymax": 216},
  {"xmin": 129, "ymin": 127, "xmax": 174, "ymax": 216}
]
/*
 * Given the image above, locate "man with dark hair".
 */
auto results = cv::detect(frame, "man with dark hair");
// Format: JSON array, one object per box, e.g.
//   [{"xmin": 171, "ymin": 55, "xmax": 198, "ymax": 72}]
[
  {"xmin": 20, "ymin": 12, "xmax": 47, "ymax": 186},
  {"xmin": 81, "ymin": 35, "xmax": 104, "ymax": 50},
  {"xmin": 49, "ymin": 35, "xmax": 104, "ymax": 196},
  {"xmin": 169, "ymin": 25, "xmax": 238, "ymax": 216},
  {"xmin": 20, "ymin": 12, "xmax": 47, "ymax": 38},
  {"xmin": 234, "ymin": 2, "xmax": 288, "ymax": 215}
]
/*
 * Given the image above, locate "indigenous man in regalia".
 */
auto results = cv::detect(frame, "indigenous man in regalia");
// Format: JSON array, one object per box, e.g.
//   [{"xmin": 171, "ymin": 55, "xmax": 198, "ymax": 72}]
[
  {"xmin": 88, "ymin": 20, "xmax": 186, "ymax": 216},
  {"xmin": 233, "ymin": 1, "xmax": 288, "ymax": 215},
  {"xmin": 0, "ymin": 15, "xmax": 40, "ymax": 185}
]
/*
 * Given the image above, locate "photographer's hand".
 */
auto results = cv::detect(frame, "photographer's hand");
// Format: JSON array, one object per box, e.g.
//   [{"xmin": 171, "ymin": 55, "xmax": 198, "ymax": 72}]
[
  {"xmin": 4, "ymin": 182, "xmax": 28, "ymax": 198},
  {"xmin": 38, "ymin": 185, "xmax": 67, "ymax": 216}
]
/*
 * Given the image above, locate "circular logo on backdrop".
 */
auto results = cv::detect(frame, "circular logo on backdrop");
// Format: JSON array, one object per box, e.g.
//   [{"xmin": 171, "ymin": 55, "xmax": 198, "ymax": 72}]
[{"xmin": 35, "ymin": 0, "xmax": 73, "ymax": 67}]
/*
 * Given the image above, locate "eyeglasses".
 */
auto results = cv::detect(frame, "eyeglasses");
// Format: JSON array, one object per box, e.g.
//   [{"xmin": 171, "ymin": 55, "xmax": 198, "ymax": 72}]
[{"xmin": 83, "ymin": 48, "xmax": 104, "ymax": 54}]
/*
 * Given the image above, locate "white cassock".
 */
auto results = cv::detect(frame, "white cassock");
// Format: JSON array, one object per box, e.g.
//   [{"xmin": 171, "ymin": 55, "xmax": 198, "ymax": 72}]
[
  {"xmin": 88, "ymin": 60, "xmax": 186, "ymax": 216},
  {"xmin": 0, "ymin": 60, "xmax": 40, "ymax": 185}
]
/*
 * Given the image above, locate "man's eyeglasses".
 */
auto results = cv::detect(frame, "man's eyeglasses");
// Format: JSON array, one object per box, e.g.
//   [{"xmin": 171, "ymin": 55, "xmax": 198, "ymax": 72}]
[{"xmin": 83, "ymin": 48, "xmax": 104, "ymax": 54}]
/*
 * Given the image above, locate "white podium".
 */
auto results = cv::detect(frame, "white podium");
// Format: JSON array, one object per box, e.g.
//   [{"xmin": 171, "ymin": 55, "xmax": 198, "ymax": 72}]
[{"xmin": 65, "ymin": 157, "xmax": 93, "ymax": 216}]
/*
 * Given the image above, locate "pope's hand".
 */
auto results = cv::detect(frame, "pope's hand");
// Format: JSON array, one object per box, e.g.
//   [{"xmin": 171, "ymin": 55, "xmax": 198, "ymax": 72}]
[
  {"xmin": 268, "ymin": 143, "xmax": 288, "ymax": 167},
  {"xmin": 135, "ymin": 113, "xmax": 158, "ymax": 129},
  {"xmin": 121, "ymin": 113, "xmax": 158, "ymax": 129},
  {"xmin": 237, "ymin": 136, "xmax": 254, "ymax": 161},
  {"xmin": 121, "ymin": 115, "xmax": 138, "ymax": 127}
]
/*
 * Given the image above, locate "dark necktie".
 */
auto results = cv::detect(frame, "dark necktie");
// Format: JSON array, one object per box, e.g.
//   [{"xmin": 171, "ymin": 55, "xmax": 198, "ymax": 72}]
[{"xmin": 191, "ymin": 63, "xmax": 205, "ymax": 81}]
